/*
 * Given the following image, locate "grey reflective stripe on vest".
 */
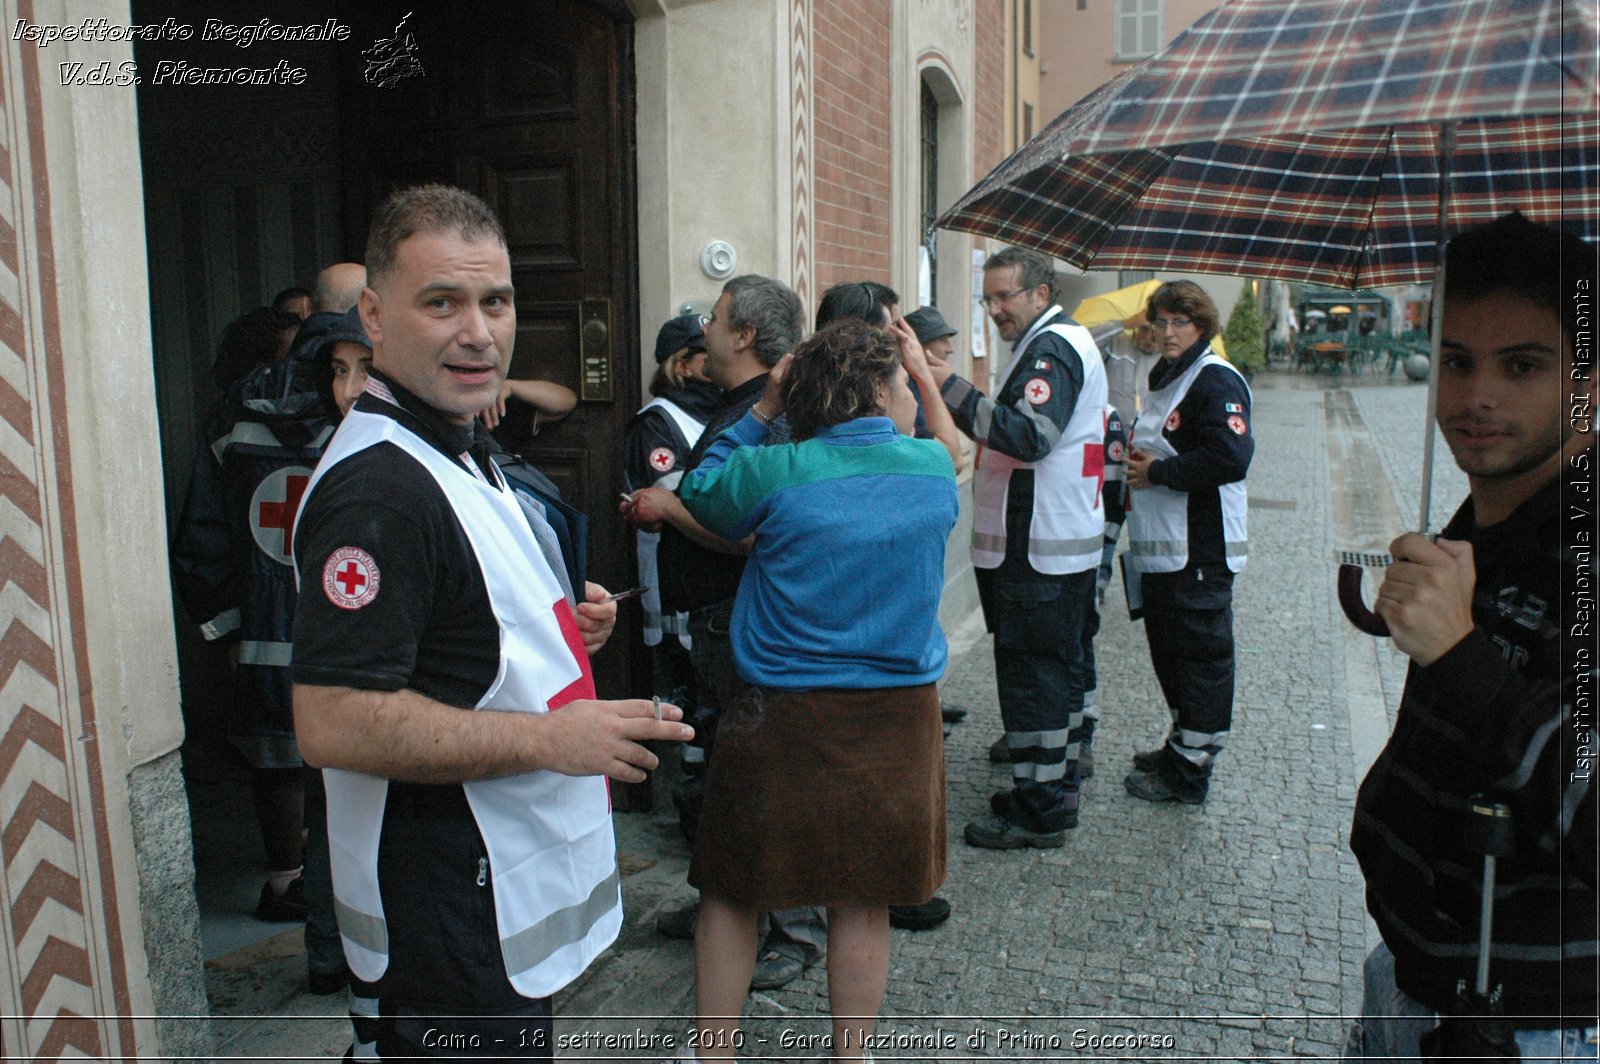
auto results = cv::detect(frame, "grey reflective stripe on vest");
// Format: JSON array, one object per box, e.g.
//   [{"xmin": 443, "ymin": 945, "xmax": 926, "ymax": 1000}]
[
  {"xmin": 1032, "ymin": 534, "xmax": 1104, "ymax": 558},
  {"xmin": 973, "ymin": 531, "xmax": 1006, "ymax": 556},
  {"xmin": 974, "ymin": 533, "xmax": 1102, "ymax": 559},
  {"xmin": 237, "ymin": 640, "xmax": 293, "ymax": 667},
  {"xmin": 335, "ymin": 897, "xmax": 388, "ymax": 955},
  {"xmin": 1131, "ymin": 538, "xmax": 1187, "ymax": 557},
  {"xmin": 212, "ymin": 420, "xmax": 334, "ymax": 462},
  {"xmin": 501, "ymin": 867, "xmax": 621, "ymax": 978}
]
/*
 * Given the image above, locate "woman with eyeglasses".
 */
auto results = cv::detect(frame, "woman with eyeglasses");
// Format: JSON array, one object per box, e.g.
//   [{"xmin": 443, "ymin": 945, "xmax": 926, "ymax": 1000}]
[{"xmin": 1122, "ymin": 280, "xmax": 1254, "ymax": 805}]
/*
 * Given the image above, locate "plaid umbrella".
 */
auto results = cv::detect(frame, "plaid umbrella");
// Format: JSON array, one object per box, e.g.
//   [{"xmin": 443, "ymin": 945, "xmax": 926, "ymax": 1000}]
[
  {"xmin": 937, "ymin": 0, "xmax": 1596, "ymax": 635},
  {"xmin": 936, "ymin": 0, "xmax": 1597, "ymax": 289}
]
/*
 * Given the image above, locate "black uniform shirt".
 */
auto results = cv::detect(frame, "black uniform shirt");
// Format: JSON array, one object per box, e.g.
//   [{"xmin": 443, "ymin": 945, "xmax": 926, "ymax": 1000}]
[
  {"xmin": 292, "ymin": 367, "xmax": 500, "ymax": 704},
  {"xmin": 291, "ymin": 368, "xmax": 536, "ymax": 1011}
]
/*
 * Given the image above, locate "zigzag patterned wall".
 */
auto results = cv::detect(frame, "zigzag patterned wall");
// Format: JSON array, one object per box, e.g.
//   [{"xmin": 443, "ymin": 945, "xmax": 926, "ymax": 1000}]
[
  {"xmin": 0, "ymin": 5, "xmax": 138, "ymax": 1057},
  {"xmin": 791, "ymin": 0, "xmax": 813, "ymax": 310}
]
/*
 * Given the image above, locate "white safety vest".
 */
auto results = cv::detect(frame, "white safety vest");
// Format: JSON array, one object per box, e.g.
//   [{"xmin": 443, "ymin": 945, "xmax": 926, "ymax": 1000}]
[
  {"xmin": 972, "ymin": 308, "xmax": 1109, "ymax": 575},
  {"xmin": 635, "ymin": 397, "xmax": 706, "ymax": 648},
  {"xmin": 1126, "ymin": 348, "xmax": 1249, "ymax": 574},
  {"xmin": 294, "ymin": 407, "xmax": 620, "ymax": 999}
]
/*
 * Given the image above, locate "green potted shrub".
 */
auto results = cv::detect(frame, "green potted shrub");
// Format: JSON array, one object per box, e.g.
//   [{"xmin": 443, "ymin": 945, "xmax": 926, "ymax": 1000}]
[{"xmin": 1222, "ymin": 284, "xmax": 1268, "ymax": 380}]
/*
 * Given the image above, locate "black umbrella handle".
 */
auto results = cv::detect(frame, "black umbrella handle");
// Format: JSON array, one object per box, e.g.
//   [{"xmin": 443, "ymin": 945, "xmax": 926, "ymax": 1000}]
[{"xmin": 1338, "ymin": 563, "xmax": 1390, "ymax": 636}]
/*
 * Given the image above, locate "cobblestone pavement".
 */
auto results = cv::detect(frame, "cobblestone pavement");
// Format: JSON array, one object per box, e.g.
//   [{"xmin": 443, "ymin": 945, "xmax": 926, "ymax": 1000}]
[
  {"xmin": 214, "ymin": 366, "xmax": 1450, "ymax": 1062},
  {"xmin": 549, "ymin": 367, "xmax": 1450, "ymax": 1062}
]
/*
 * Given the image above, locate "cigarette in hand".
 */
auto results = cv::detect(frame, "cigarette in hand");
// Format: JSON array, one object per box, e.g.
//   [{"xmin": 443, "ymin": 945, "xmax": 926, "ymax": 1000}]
[
  {"xmin": 602, "ymin": 586, "xmax": 649, "ymax": 603},
  {"xmin": 652, "ymin": 695, "xmax": 662, "ymax": 722}
]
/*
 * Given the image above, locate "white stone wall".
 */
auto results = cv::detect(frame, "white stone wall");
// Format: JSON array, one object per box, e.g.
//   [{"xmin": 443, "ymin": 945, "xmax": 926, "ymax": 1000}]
[{"xmin": 0, "ymin": 0, "xmax": 203, "ymax": 1056}]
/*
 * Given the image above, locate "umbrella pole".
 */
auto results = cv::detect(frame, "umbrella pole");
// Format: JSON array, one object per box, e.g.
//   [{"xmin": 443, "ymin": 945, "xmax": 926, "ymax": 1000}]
[
  {"xmin": 1344, "ymin": 121, "xmax": 1459, "ymax": 634},
  {"xmin": 1418, "ymin": 120, "xmax": 1457, "ymax": 533}
]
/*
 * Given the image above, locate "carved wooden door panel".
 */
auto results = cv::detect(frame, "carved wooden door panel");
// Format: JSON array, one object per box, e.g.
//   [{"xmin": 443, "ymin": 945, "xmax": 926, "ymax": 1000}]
[{"xmin": 339, "ymin": 1, "xmax": 642, "ymax": 699}]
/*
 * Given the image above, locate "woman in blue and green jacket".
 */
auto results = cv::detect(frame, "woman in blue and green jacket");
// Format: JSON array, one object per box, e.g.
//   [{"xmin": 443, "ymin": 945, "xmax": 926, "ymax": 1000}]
[{"xmin": 676, "ymin": 318, "xmax": 958, "ymax": 1062}]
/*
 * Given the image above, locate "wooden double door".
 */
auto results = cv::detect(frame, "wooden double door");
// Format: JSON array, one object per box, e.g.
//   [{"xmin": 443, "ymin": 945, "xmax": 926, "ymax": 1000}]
[{"xmin": 140, "ymin": 0, "xmax": 645, "ymax": 705}]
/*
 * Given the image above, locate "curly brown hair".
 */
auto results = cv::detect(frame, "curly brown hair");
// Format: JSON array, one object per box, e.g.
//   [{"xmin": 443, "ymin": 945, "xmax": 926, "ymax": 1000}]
[{"xmin": 782, "ymin": 320, "xmax": 901, "ymax": 441}]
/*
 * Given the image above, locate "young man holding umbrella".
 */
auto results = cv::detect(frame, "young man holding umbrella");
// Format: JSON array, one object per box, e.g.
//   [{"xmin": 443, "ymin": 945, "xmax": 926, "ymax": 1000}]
[{"xmin": 1348, "ymin": 212, "xmax": 1597, "ymax": 1059}]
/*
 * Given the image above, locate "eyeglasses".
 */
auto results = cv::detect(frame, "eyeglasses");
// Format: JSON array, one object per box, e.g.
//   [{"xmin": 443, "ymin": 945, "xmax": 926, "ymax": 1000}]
[
  {"xmin": 1150, "ymin": 317, "xmax": 1194, "ymax": 332},
  {"xmin": 980, "ymin": 288, "xmax": 1028, "ymax": 309}
]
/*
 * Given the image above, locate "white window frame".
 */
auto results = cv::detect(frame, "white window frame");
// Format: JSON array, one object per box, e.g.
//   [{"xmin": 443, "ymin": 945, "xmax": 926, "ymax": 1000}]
[{"xmin": 1115, "ymin": 0, "xmax": 1165, "ymax": 61}]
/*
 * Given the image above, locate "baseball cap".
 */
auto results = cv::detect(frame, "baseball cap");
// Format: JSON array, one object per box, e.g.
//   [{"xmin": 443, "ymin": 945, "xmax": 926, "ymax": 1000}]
[
  {"xmin": 654, "ymin": 313, "xmax": 707, "ymax": 364},
  {"xmin": 904, "ymin": 307, "xmax": 957, "ymax": 345}
]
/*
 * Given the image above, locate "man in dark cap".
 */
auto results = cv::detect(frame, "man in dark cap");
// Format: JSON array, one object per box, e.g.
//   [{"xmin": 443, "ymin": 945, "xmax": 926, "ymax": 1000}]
[{"xmin": 905, "ymin": 306, "xmax": 958, "ymax": 363}]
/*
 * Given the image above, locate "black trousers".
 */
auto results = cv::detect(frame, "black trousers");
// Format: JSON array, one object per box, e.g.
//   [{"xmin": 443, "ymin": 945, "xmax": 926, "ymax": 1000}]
[
  {"xmin": 1140, "ymin": 564, "xmax": 1235, "ymax": 785},
  {"xmin": 978, "ymin": 558, "xmax": 1097, "ymax": 832},
  {"xmin": 371, "ymin": 789, "xmax": 555, "ymax": 1061}
]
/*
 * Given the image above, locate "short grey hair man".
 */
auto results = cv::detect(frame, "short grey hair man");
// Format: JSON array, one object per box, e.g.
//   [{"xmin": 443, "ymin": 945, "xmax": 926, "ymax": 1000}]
[{"xmin": 722, "ymin": 274, "xmax": 806, "ymax": 366}]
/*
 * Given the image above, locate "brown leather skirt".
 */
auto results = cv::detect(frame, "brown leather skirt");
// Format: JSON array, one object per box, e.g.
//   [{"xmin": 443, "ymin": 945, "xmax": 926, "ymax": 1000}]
[{"xmin": 687, "ymin": 681, "xmax": 947, "ymax": 910}]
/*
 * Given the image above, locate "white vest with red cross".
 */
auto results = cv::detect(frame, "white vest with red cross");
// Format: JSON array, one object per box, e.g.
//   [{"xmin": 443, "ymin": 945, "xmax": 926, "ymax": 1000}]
[
  {"xmin": 634, "ymin": 396, "xmax": 707, "ymax": 648},
  {"xmin": 295, "ymin": 407, "xmax": 620, "ymax": 999},
  {"xmin": 971, "ymin": 309, "xmax": 1109, "ymax": 575},
  {"xmin": 1126, "ymin": 347, "xmax": 1250, "ymax": 575}
]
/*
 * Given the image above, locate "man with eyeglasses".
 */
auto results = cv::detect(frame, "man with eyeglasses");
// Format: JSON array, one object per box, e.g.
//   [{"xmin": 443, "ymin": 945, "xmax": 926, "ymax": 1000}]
[{"xmin": 924, "ymin": 246, "xmax": 1109, "ymax": 848}]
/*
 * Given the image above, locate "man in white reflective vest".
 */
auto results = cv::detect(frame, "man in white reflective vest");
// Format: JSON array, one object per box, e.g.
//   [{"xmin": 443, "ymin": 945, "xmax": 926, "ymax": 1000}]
[
  {"xmin": 926, "ymin": 246, "xmax": 1109, "ymax": 848},
  {"xmin": 1124, "ymin": 281, "xmax": 1253, "ymax": 804},
  {"xmin": 290, "ymin": 185, "xmax": 692, "ymax": 1061}
]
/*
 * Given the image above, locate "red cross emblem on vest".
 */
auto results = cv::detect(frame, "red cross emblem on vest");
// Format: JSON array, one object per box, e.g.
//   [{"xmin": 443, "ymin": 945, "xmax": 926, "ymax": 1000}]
[
  {"xmin": 649, "ymin": 447, "xmax": 676, "ymax": 474},
  {"xmin": 1024, "ymin": 377, "xmax": 1052, "ymax": 405},
  {"xmin": 1083, "ymin": 409, "xmax": 1106, "ymax": 510},
  {"xmin": 251, "ymin": 466, "xmax": 314, "ymax": 565}
]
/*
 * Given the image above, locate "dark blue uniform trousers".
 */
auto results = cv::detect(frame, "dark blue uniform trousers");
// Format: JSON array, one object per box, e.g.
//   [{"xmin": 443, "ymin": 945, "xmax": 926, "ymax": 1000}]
[
  {"xmin": 1139, "ymin": 564, "xmax": 1235, "ymax": 787},
  {"xmin": 977, "ymin": 554, "xmax": 1097, "ymax": 833}
]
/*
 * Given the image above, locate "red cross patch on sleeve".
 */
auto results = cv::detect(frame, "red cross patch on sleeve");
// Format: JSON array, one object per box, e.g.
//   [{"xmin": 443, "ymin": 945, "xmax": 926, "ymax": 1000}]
[
  {"xmin": 1024, "ymin": 378, "xmax": 1052, "ymax": 405},
  {"xmin": 1227, "ymin": 414, "xmax": 1248, "ymax": 435},
  {"xmin": 648, "ymin": 447, "xmax": 676, "ymax": 473},
  {"xmin": 323, "ymin": 546, "xmax": 381, "ymax": 610},
  {"xmin": 1165, "ymin": 410, "xmax": 1182, "ymax": 432}
]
